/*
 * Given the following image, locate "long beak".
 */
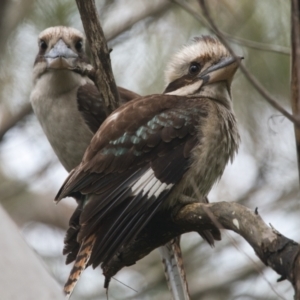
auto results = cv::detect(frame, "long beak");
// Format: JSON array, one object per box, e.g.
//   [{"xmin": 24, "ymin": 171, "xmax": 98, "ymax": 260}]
[
  {"xmin": 44, "ymin": 39, "xmax": 78, "ymax": 69},
  {"xmin": 199, "ymin": 56, "xmax": 243, "ymax": 86}
]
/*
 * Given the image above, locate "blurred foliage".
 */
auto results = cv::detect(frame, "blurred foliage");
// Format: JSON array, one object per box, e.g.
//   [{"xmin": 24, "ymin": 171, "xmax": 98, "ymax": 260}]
[{"xmin": 0, "ymin": 0, "xmax": 297, "ymax": 299}]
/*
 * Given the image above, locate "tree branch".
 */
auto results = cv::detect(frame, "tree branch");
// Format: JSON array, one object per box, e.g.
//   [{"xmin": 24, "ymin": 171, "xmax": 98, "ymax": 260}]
[
  {"xmin": 102, "ymin": 202, "xmax": 300, "ymax": 297},
  {"xmin": 173, "ymin": 0, "xmax": 290, "ymax": 56},
  {"xmin": 225, "ymin": 34, "xmax": 290, "ymax": 56},
  {"xmin": 75, "ymin": 0, "xmax": 120, "ymax": 114},
  {"xmin": 104, "ymin": 1, "xmax": 171, "ymax": 41},
  {"xmin": 0, "ymin": 159, "xmax": 73, "ymax": 230},
  {"xmin": 0, "ymin": 103, "xmax": 32, "ymax": 142},
  {"xmin": 291, "ymin": 0, "xmax": 300, "ymax": 185},
  {"xmin": 0, "ymin": 0, "xmax": 35, "ymax": 52}
]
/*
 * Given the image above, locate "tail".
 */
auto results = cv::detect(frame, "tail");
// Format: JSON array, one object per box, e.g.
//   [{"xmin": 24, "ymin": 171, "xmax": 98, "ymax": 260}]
[{"xmin": 64, "ymin": 234, "xmax": 96, "ymax": 298}]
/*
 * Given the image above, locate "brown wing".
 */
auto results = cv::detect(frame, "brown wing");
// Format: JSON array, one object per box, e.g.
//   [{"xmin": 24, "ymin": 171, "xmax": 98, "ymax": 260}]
[
  {"xmin": 77, "ymin": 84, "xmax": 140, "ymax": 133},
  {"xmin": 56, "ymin": 95, "xmax": 209, "ymax": 268},
  {"xmin": 118, "ymin": 86, "xmax": 140, "ymax": 103}
]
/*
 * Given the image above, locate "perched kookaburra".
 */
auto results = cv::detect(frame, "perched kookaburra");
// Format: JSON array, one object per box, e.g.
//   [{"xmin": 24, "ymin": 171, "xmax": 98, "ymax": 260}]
[
  {"xmin": 30, "ymin": 26, "xmax": 139, "ymax": 172},
  {"xmin": 55, "ymin": 36, "xmax": 240, "ymax": 296}
]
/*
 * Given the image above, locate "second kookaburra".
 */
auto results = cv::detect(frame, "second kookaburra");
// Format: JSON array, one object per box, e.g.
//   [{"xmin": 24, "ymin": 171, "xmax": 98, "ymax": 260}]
[
  {"xmin": 56, "ymin": 36, "xmax": 241, "ymax": 296},
  {"xmin": 30, "ymin": 26, "xmax": 139, "ymax": 172}
]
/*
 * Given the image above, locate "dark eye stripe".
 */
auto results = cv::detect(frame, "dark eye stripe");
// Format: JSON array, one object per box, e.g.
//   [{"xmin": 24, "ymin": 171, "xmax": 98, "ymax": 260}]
[{"xmin": 163, "ymin": 75, "xmax": 195, "ymax": 94}]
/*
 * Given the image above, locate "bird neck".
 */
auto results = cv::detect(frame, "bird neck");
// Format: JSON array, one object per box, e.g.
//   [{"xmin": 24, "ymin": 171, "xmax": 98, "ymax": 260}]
[
  {"xmin": 198, "ymin": 81, "xmax": 233, "ymax": 110},
  {"xmin": 34, "ymin": 69, "xmax": 91, "ymax": 96},
  {"xmin": 165, "ymin": 80, "xmax": 233, "ymax": 110}
]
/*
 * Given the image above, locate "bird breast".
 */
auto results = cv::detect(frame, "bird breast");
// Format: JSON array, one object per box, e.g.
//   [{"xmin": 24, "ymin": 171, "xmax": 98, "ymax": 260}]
[
  {"xmin": 170, "ymin": 100, "xmax": 239, "ymax": 205},
  {"xmin": 30, "ymin": 71, "xmax": 94, "ymax": 171}
]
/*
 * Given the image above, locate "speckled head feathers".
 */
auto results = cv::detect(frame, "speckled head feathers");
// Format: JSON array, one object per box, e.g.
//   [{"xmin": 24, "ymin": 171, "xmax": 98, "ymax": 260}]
[{"xmin": 165, "ymin": 36, "xmax": 230, "ymax": 84}]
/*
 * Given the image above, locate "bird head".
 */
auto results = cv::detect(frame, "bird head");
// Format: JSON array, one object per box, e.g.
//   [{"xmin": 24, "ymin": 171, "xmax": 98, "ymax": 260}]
[
  {"xmin": 164, "ymin": 36, "xmax": 242, "ymax": 108},
  {"xmin": 33, "ymin": 26, "xmax": 89, "ymax": 82}
]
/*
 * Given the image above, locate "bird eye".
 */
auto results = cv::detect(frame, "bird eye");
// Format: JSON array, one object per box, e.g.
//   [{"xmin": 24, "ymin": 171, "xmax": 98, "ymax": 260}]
[
  {"xmin": 189, "ymin": 63, "xmax": 200, "ymax": 75},
  {"xmin": 75, "ymin": 40, "xmax": 83, "ymax": 51},
  {"xmin": 40, "ymin": 40, "xmax": 47, "ymax": 50}
]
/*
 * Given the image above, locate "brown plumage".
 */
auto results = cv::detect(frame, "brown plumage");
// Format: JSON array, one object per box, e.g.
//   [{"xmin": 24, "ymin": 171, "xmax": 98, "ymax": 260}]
[{"xmin": 55, "ymin": 36, "xmax": 241, "ymax": 297}]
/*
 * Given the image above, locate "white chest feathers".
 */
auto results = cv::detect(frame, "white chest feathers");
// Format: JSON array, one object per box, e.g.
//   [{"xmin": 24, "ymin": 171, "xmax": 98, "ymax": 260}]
[{"xmin": 30, "ymin": 70, "xmax": 94, "ymax": 171}]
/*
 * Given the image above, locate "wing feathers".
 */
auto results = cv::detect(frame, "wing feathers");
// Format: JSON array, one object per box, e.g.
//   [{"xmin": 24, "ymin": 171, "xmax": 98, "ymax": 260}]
[{"xmin": 81, "ymin": 168, "xmax": 175, "ymax": 268}]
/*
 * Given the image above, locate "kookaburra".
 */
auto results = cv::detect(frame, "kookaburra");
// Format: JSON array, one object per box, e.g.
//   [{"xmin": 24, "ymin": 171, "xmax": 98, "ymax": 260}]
[
  {"xmin": 55, "ymin": 36, "xmax": 241, "ymax": 296},
  {"xmin": 30, "ymin": 26, "xmax": 139, "ymax": 172}
]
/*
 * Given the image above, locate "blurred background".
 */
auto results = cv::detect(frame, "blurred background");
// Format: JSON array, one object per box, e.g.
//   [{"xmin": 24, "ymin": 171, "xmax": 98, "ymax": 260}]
[{"xmin": 0, "ymin": 0, "xmax": 297, "ymax": 299}]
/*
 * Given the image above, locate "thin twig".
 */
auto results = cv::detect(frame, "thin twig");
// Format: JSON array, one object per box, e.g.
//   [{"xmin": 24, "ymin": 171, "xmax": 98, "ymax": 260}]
[
  {"xmin": 173, "ymin": 0, "xmax": 290, "ymax": 56},
  {"xmin": 105, "ymin": 1, "xmax": 171, "ymax": 41},
  {"xmin": 197, "ymin": 0, "xmax": 300, "ymax": 127},
  {"xmin": 225, "ymin": 35, "xmax": 290, "ymax": 56},
  {"xmin": 291, "ymin": 0, "xmax": 300, "ymax": 186}
]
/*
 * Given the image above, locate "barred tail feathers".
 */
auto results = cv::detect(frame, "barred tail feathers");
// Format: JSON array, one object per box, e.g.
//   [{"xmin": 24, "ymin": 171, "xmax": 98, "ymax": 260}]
[{"xmin": 64, "ymin": 234, "xmax": 96, "ymax": 298}]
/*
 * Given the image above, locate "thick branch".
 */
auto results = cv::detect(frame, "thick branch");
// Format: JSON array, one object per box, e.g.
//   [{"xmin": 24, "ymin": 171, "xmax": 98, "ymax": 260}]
[
  {"xmin": 0, "ymin": 159, "xmax": 73, "ymax": 229},
  {"xmin": 177, "ymin": 203, "xmax": 299, "ymax": 286},
  {"xmin": 103, "ymin": 202, "xmax": 300, "ymax": 297},
  {"xmin": 75, "ymin": 0, "xmax": 120, "ymax": 114}
]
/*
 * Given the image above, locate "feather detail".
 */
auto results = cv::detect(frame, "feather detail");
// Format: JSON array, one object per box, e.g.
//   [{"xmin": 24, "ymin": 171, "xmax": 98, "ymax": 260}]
[
  {"xmin": 77, "ymin": 84, "xmax": 140, "ymax": 134},
  {"xmin": 64, "ymin": 234, "xmax": 96, "ymax": 298}
]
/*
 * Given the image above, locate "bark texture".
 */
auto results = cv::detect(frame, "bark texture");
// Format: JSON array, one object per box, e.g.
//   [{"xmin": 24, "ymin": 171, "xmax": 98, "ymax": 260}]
[{"xmin": 76, "ymin": 0, "xmax": 120, "ymax": 114}]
